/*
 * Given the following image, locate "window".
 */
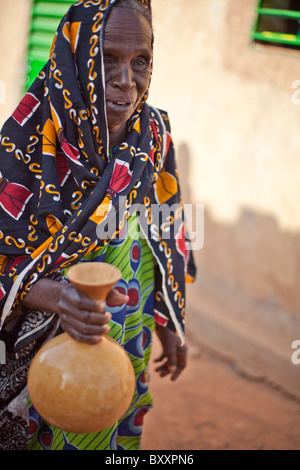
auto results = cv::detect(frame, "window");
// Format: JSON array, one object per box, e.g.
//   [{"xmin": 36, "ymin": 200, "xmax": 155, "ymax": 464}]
[
  {"xmin": 251, "ymin": 0, "xmax": 300, "ymax": 50},
  {"xmin": 26, "ymin": 0, "xmax": 75, "ymax": 89}
]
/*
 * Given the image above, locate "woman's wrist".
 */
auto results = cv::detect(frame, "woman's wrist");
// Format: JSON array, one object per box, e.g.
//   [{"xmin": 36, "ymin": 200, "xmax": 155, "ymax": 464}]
[{"xmin": 21, "ymin": 278, "xmax": 64, "ymax": 314}]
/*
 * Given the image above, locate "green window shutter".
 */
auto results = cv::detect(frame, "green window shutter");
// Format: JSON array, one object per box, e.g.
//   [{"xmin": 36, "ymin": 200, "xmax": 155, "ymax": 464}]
[
  {"xmin": 26, "ymin": 0, "xmax": 76, "ymax": 89},
  {"xmin": 251, "ymin": 0, "xmax": 300, "ymax": 50}
]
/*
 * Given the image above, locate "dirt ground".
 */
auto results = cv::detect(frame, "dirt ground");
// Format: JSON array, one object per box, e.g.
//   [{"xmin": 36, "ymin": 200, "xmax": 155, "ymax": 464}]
[{"xmin": 142, "ymin": 331, "xmax": 300, "ymax": 451}]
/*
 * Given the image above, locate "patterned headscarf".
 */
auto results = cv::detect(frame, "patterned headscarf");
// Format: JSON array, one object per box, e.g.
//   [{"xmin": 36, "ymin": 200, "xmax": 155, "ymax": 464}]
[{"xmin": 0, "ymin": 0, "xmax": 195, "ymax": 345}]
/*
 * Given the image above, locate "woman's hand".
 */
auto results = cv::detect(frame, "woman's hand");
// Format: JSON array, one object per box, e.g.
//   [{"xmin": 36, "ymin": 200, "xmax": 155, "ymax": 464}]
[
  {"xmin": 154, "ymin": 323, "xmax": 187, "ymax": 381},
  {"xmin": 58, "ymin": 285, "xmax": 128, "ymax": 345}
]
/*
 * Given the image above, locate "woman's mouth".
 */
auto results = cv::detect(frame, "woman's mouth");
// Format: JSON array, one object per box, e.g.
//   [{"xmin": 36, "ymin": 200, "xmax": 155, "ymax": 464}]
[{"xmin": 106, "ymin": 100, "xmax": 133, "ymax": 113}]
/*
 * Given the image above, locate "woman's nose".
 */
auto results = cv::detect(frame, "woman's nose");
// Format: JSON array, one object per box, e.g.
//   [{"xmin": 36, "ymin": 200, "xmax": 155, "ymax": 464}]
[{"xmin": 112, "ymin": 63, "xmax": 134, "ymax": 90}]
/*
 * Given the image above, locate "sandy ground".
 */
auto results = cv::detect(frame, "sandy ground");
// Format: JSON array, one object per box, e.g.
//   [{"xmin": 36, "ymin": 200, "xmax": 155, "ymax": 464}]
[{"xmin": 142, "ymin": 331, "xmax": 300, "ymax": 451}]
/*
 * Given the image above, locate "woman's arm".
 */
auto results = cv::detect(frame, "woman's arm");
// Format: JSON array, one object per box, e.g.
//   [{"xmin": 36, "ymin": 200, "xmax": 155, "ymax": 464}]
[
  {"xmin": 21, "ymin": 278, "xmax": 65, "ymax": 314},
  {"xmin": 154, "ymin": 323, "xmax": 187, "ymax": 381},
  {"xmin": 21, "ymin": 278, "xmax": 128, "ymax": 344}
]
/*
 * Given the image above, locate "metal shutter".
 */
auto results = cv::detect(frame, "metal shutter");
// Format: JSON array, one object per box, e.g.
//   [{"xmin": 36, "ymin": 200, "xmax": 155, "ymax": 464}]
[
  {"xmin": 251, "ymin": 0, "xmax": 300, "ymax": 50},
  {"xmin": 26, "ymin": 0, "xmax": 75, "ymax": 88}
]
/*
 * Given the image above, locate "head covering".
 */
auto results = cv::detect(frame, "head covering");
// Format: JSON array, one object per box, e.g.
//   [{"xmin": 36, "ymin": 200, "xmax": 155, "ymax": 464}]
[{"xmin": 0, "ymin": 0, "xmax": 195, "ymax": 345}]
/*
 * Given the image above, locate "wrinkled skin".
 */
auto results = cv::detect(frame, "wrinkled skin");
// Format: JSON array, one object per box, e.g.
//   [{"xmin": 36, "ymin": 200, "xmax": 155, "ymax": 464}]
[{"xmin": 104, "ymin": 8, "xmax": 153, "ymax": 147}]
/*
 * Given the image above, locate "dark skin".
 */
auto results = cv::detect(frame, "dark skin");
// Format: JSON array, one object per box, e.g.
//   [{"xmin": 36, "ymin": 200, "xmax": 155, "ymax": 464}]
[
  {"xmin": 22, "ymin": 9, "xmax": 187, "ymax": 381},
  {"xmin": 104, "ymin": 9, "xmax": 153, "ymax": 147}
]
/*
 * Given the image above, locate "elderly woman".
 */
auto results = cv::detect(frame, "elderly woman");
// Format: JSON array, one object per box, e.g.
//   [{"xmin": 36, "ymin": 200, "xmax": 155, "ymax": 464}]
[{"xmin": 0, "ymin": 0, "xmax": 195, "ymax": 450}]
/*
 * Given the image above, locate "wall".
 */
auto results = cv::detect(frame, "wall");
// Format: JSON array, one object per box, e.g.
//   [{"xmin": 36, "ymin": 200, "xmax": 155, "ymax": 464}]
[
  {"xmin": 0, "ymin": 0, "xmax": 31, "ymax": 126},
  {"xmin": 150, "ymin": 0, "xmax": 300, "ymax": 398}
]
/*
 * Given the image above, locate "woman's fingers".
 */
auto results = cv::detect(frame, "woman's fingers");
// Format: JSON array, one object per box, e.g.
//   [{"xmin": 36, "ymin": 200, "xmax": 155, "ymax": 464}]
[
  {"xmin": 60, "ymin": 312, "xmax": 111, "ymax": 336},
  {"xmin": 169, "ymin": 346, "xmax": 187, "ymax": 381},
  {"xmin": 154, "ymin": 324, "xmax": 187, "ymax": 381},
  {"xmin": 106, "ymin": 288, "xmax": 129, "ymax": 306},
  {"xmin": 61, "ymin": 305, "xmax": 111, "ymax": 326},
  {"xmin": 57, "ymin": 284, "xmax": 113, "ymax": 344},
  {"xmin": 154, "ymin": 353, "xmax": 186, "ymax": 381},
  {"xmin": 154, "ymin": 352, "xmax": 165, "ymax": 363},
  {"xmin": 60, "ymin": 284, "xmax": 104, "ymax": 308},
  {"xmin": 60, "ymin": 314, "xmax": 111, "ymax": 344},
  {"xmin": 57, "ymin": 284, "xmax": 130, "ymax": 344},
  {"xmin": 61, "ymin": 324, "xmax": 107, "ymax": 345}
]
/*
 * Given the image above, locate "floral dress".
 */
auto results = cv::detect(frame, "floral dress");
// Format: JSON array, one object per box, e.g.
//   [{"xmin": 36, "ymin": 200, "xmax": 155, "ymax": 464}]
[{"xmin": 28, "ymin": 212, "xmax": 155, "ymax": 450}]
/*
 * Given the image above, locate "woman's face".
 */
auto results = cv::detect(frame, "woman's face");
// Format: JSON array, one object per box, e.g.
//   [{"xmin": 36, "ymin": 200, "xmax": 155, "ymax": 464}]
[{"xmin": 103, "ymin": 9, "xmax": 153, "ymax": 146}]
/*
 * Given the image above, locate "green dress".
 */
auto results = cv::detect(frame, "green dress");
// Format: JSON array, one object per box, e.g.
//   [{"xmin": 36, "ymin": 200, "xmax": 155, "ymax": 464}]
[{"xmin": 27, "ymin": 212, "xmax": 155, "ymax": 450}]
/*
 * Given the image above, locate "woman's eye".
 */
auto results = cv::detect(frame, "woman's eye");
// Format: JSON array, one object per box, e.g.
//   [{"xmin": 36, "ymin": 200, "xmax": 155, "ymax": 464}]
[
  {"xmin": 103, "ymin": 55, "xmax": 113, "ymax": 65},
  {"xmin": 133, "ymin": 58, "xmax": 149, "ymax": 70}
]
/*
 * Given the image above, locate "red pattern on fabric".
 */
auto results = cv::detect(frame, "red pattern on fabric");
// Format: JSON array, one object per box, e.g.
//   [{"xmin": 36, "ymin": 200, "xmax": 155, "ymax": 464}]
[
  {"xmin": 108, "ymin": 159, "xmax": 132, "ymax": 198},
  {"xmin": 0, "ymin": 284, "xmax": 6, "ymax": 301},
  {"xmin": 176, "ymin": 223, "xmax": 187, "ymax": 260},
  {"xmin": 154, "ymin": 310, "xmax": 169, "ymax": 327},
  {"xmin": 56, "ymin": 152, "xmax": 71, "ymax": 186},
  {"xmin": 0, "ymin": 179, "xmax": 32, "ymax": 220},
  {"xmin": 12, "ymin": 93, "xmax": 41, "ymax": 127},
  {"xmin": 133, "ymin": 408, "xmax": 148, "ymax": 427}
]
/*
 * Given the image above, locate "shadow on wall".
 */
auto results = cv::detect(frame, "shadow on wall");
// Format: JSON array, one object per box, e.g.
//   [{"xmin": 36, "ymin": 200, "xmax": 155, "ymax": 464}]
[
  {"xmin": 186, "ymin": 207, "xmax": 300, "ymax": 401},
  {"xmin": 176, "ymin": 141, "xmax": 300, "ymax": 400},
  {"xmin": 176, "ymin": 139, "xmax": 300, "ymax": 318},
  {"xmin": 194, "ymin": 207, "xmax": 300, "ymax": 316}
]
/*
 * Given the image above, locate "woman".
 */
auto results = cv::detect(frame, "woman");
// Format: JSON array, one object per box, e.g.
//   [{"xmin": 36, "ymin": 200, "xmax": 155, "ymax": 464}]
[{"xmin": 0, "ymin": 0, "xmax": 195, "ymax": 450}]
